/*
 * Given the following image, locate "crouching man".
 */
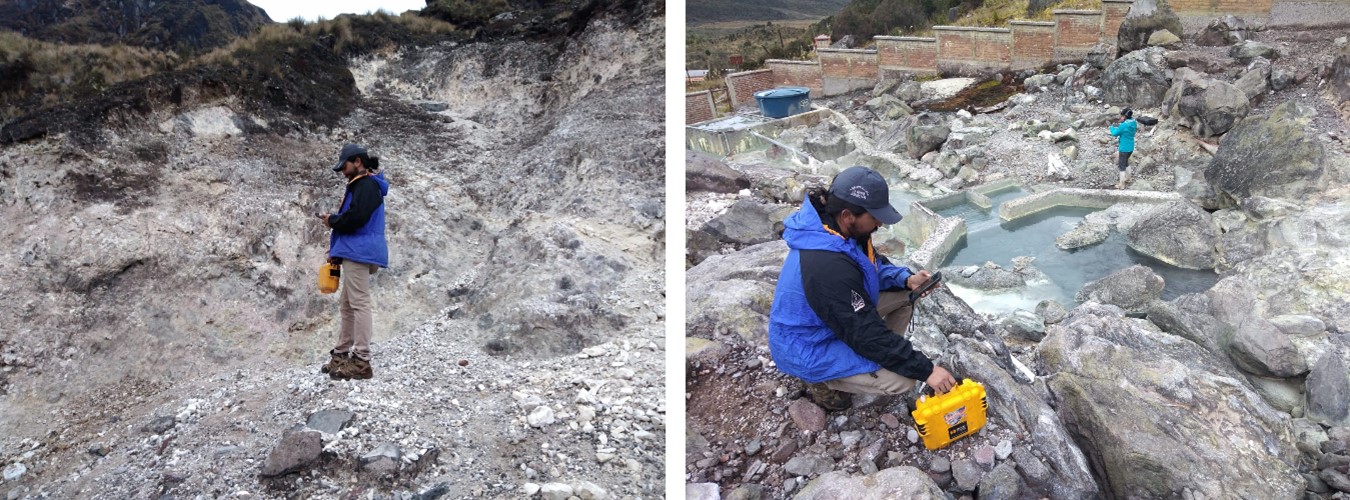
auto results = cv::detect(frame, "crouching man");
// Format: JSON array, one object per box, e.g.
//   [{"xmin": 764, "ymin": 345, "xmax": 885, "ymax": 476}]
[{"xmin": 768, "ymin": 166, "xmax": 956, "ymax": 411}]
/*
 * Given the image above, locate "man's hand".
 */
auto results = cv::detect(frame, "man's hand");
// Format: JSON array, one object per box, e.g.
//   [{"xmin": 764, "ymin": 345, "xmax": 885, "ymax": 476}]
[
  {"xmin": 317, "ymin": 212, "xmax": 331, "ymax": 228},
  {"xmin": 906, "ymin": 270, "xmax": 940, "ymax": 298},
  {"xmin": 927, "ymin": 365, "xmax": 957, "ymax": 394}
]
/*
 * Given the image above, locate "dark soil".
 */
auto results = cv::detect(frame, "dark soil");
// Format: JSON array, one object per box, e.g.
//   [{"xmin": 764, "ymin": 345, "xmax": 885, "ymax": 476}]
[{"xmin": 917, "ymin": 78, "xmax": 1022, "ymax": 113}]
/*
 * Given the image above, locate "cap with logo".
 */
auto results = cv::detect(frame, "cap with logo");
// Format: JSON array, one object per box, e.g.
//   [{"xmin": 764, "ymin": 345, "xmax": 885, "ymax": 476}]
[
  {"xmin": 828, "ymin": 166, "xmax": 903, "ymax": 225},
  {"xmin": 332, "ymin": 144, "xmax": 367, "ymax": 171}
]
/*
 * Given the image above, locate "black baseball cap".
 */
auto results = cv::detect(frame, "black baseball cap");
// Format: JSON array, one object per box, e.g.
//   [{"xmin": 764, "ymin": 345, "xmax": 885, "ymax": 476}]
[
  {"xmin": 332, "ymin": 144, "xmax": 367, "ymax": 171},
  {"xmin": 829, "ymin": 166, "xmax": 903, "ymax": 225}
]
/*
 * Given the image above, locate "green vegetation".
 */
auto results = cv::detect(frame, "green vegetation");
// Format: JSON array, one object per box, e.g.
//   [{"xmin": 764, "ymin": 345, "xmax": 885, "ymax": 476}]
[
  {"xmin": 687, "ymin": 0, "xmax": 851, "ymax": 26},
  {"xmin": 0, "ymin": 0, "xmax": 272, "ymax": 54},
  {"xmin": 686, "ymin": 22, "xmax": 815, "ymax": 79}
]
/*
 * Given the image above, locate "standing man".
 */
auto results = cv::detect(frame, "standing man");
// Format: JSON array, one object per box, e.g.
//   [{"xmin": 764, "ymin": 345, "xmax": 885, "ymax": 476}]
[
  {"xmin": 318, "ymin": 144, "xmax": 388, "ymax": 380},
  {"xmin": 1110, "ymin": 107, "xmax": 1138, "ymax": 189},
  {"xmin": 768, "ymin": 166, "xmax": 957, "ymax": 412}
]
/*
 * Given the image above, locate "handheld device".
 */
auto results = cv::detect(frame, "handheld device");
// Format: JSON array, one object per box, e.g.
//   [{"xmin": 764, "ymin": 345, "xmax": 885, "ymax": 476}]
[{"xmin": 909, "ymin": 271, "xmax": 943, "ymax": 303}]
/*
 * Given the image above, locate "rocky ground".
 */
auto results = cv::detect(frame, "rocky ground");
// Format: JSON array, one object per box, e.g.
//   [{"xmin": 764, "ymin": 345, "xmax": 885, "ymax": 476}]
[
  {"xmin": 0, "ymin": 2, "xmax": 665, "ymax": 499},
  {"xmin": 687, "ymin": 3, "xmax": 1350, "ymax": 499}
]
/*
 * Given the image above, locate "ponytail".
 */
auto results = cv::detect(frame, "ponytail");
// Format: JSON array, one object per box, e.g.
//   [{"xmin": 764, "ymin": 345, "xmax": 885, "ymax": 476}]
[{"xmin": 355, "ymin": 153, "xmax": 380, "ymax": 171}]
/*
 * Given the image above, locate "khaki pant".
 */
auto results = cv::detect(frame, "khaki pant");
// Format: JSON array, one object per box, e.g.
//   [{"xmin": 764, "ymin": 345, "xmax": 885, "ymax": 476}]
[
  {"xmin": 334, "ymin": 260, "xmax": 378, "ymax": 361},
  {"xmin": 823, "ymin": 291, "xmax": 919, "ymax": 395}
]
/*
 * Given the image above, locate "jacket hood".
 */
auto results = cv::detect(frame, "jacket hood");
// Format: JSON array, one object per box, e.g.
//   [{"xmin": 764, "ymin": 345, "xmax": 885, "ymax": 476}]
[
  {"xmin": 371, "ymin": 171, "xmax": 389, "ymax": 196},
  {"xmin": 782, "ymin": 198, "xmax": 851, "ymax": 253}
]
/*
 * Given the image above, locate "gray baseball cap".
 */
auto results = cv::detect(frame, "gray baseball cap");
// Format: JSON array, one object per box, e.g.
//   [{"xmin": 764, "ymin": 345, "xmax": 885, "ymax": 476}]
[
  {"xmin": 332, "ymin": 144, "xmax": 367, "ymax": 171},
  {"xmin": 828, "ymin": 166, "xmax": 903, "ymax": 225}
]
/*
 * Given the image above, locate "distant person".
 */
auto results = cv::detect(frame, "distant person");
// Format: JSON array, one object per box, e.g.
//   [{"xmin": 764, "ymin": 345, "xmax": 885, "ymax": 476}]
[
  {"xmin": 318, "ymin": 144, "xmax": 389, "ymax": 380},
  {"xmin": 1110, "ymin": 107, "xmax": 1138, "ymax": 189},
  {"xmin": 767, "ymin": 166, "xmax": 957, "ymax": 412}
]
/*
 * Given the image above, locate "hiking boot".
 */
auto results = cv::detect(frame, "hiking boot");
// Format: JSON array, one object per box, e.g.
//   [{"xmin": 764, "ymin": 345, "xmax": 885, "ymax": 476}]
[
  {"xmin": 321, "ymin": 351, "xmax": 350, "ymax": 378},
  {"xmin": 805, "ymin": 382, "xmax": 852, "ymax": 412},
  {"xmin": 342, "ymin": 357, "xmax": 373, "ymax": 380}
]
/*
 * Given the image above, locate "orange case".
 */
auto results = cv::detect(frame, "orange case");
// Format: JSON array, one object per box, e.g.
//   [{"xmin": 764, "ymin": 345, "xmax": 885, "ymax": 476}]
[
  {"xmin": 318, "ymin": 262, "xmax": 340, "ymax": 294},
  {"xmin": 911, "ymin": 378, "xmax": 988, "ymax": 450}
]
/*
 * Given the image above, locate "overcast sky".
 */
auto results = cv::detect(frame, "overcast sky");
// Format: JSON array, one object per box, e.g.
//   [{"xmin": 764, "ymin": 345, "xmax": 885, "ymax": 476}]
[{"xmin": 249, "ymin": 0, "xmax": 428, "ymax": 22}]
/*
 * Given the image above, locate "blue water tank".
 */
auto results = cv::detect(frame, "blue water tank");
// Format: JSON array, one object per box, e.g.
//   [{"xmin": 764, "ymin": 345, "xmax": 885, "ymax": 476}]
[{"xmin": 754, "ymin": 87, "xmax": 811, "ymax": 118}]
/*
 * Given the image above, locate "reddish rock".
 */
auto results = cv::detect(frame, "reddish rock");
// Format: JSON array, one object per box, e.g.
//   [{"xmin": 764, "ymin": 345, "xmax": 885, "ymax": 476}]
[
  {"xmin": 975, "ymin": 444, "xmax": 997, "ymax": 466},
  {"xmin": 788, "ymin": 399, "xmax": 826, "ymax": 433},
  {"xmin": 879, "ymin": 413, "xmax": 901, "ymax": 429}
]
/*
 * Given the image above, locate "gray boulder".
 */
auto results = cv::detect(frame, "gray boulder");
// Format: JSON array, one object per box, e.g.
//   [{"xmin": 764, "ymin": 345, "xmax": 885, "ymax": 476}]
[
  {"xmin": 1125, "ymin": 201, "xmax": 1219, "ymax": 269},
  {"xmin": 1085, "ymin": 43, "xmax": 1115, "ymax": 70},
  {"xmin": 1116, "ymin": 0, "xmax": 1183, "ymax": 54},
  {"xmin": 1038, "ymin": 303, "xmax": 1304, "ymax": 499},
  {"xmin": 1332, "ymin": 42, "xmax": 1350, "ymax": 105},
  {"xmin": 1161, "ymin": 70, "xmax": 1250, "ymax": 138},
  {"xmin": 1205, "ymin": 277, "xmax": 1309, "ymax": 378},
  {"xmin": 951, "ymin": 459, "xmax": 983, "ymax": 492},
  {"xmin": 1146, "ymin": 293, "xmax": 1224, "ymax": 353},
  {"xmin": 906, "ymin": 124, "xmax": 950, "ymax": 160},
  {"xmin": 1196, "ymin": 15, "xmax": 1249, "ymax": 46},
  {"xmin": 687, "ymin": 151, "xmax": 750, "ymax": 194},
  {"xmin": 686, "ymin": 483, "xmax": 720, "ymax": 500},
  {"xmin": 784, "ymin": 456, "xmax": 835, "ymax": 477},
  {"xmin": 1000, "ymin": 310, "xmax": 1046, "ymax": 341},
  {"xmin": 305, "ymin": 410, "xmax": 354, "ymax": 434},
  {"xmin": 1269, "ymin": 315, "xmax": 1326, "ymax": 336},
  {"xmin": 1163, "ymin": 50, "xmax": 1233, "ymax": 74},
  {"xmin": 686, "ymin": 228, "xmax": 724, "ymax": 267},
  {"xmin": 1306, "ymin": 348, "xmax": 1350, "ymax": 427},
  {"xmin": 1024, "ymin": 73, "xmax": 1057, "ymax": 90},
  {"xmin": 897, "ymin": 81, "xmax": 923, "ymax": 102},
  {"xmin": 794, "ymin": 466, "xmax": 947, "ymax": 499},
  {"xmin": 1205, "ymin": 101, "xmax": 1328, "ymax": 202},
  {"xmin": 700, "ymin": 199, "xmax": 785, "ymax": 246},
  {"xmin": 686, "ymin": 241, "xmax": 788, "ymax": 343},
  {"xmin": 1101, "ymin": 47, "xmax": 1171, "ymax": 109},
  {"xmin": 977, "ymin": 463, "xmax": 1022, "ymax": 500},
  {"xmin": 1235, "ymin": 57, "xmax": 1272, "ymax": 104},
  {"xmin": 1035, "ymin": 300, "xmax": 1067, "ymax": 324},
  {"xmin": 260, "ymin": 429, "xmax": 323, "ymax": 477},
  {"xmin": 1075, "ymin": 265, "xmax": 1165, "ymax": 312},
  {"xmin": 944, "ymin": 262, "xmax": 1026, "ymax": 291},
  {"xmin": 1230, "ymin": 40, "xmax": 1281, "ymax": 62},
  {"xmin": 866, "ymin": 94, "xmax": 913, "ymax": 120}
]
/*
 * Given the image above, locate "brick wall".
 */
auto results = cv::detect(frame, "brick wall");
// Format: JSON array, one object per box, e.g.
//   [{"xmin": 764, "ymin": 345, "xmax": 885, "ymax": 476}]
[
  {"xmin": 1053, "ymin": 10, "xmax": 1103, "ymax": 63},
  {"xmin": 1010, "ymin": 21, "xmax": 1056, "ymax": 71},
  {"xmin": 876, "ymin": 36, "xmax": 939, "ymax": 76},
  {"xmin": 1101, "ymin": 0, "xmax": 1133, "ymax": 45},
  {"xmin": 725, "ymin": 69, "xmax": 775, "ymax": 109},
  {"xmin": 1170, "ymin": 0, "xmax": 1274, "ymax": 17},
  {"xmin": 766, "ymin": 59, "xmax": 824, "ymax": 98},
  {"xmin": 818, "ymin": 48, "xmax": 879, "ymax": 96},
  {"xmin": 934, "ymin": 27, "xmax": 1012, "ymax": 74},
  {"xmin": 686, "ymin": 90, "xmax": 715, "ymax": 124}
]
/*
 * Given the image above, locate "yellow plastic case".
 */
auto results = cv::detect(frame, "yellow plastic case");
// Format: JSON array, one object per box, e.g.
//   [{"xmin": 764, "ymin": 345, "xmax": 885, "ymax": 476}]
[
  {"xmin": 318, "ymin": 262, "xmax": 341, "ymax": 294},
  {"xmin": 910, "ymin": 378, "xmax": 988, "ymax": 450}
]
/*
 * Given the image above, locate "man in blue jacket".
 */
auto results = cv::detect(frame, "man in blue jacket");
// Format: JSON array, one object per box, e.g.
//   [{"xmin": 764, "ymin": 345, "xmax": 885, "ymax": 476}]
[
  {"xmin": 318, "ymin": 144, "xmax": 389, "ymax": 380},
  {"xmin": 768, "ymin": 166, "xmax": 957, "ymax": 411},
  {"xmin": 1109, "ymin": 108, "xmax": 1138, "ymax": 189}
]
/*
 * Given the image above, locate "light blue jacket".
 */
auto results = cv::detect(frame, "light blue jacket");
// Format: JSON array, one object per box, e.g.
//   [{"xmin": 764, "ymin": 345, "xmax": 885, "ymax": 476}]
[{"xmin": 1110, "ymin": 118, "xmax": 1137, "ymax": 153}]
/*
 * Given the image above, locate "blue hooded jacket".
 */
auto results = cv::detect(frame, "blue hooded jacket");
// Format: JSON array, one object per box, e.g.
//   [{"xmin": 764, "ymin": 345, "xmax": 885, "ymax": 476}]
[
  {"xmin": 1110, "ymin": 118, "xmax": 1137, "ymax": 153},
  {"xmin": 767, "ymin": 198, "xmax": 933, "ymax": 383},
  {"xmin": 329, "ymin": 171, "xmax": 389, "ymax": 267}
]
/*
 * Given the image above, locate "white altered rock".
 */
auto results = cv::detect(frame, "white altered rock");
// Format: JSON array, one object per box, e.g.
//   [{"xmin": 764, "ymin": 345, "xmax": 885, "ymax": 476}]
[
  {"xmin": 522, "ymin": 483, "xmax": 541, "ymax": 496},
  {"xmin": 539, "ymin": 482, "xmax": 574, "ymax": 500},
  {"xmin": 573, "ymin": 480, "xmax": 608, "ymax": 500},
  {"xmin": 3, "ymin": 463, "xmax": 26, "ymax": 481},
  {"xmin": 528, "ymin": 406, "xmax": 556, "ymax": 428}
]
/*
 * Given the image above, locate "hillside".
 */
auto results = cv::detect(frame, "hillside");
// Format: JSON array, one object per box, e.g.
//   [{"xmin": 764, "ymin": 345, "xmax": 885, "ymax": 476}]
[
  {"xmin": 687, "ymin": 0, "xmax": 851, "ymax": 26},
  {"xmin": 0, "ymin": 0, "xmax": 271, "ymax": 53}
]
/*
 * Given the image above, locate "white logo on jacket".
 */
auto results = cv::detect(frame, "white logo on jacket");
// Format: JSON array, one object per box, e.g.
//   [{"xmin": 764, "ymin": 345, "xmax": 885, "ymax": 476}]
[{"xmin": 851, "ymin": 290, "xmax": 865, "ymax": 312}]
